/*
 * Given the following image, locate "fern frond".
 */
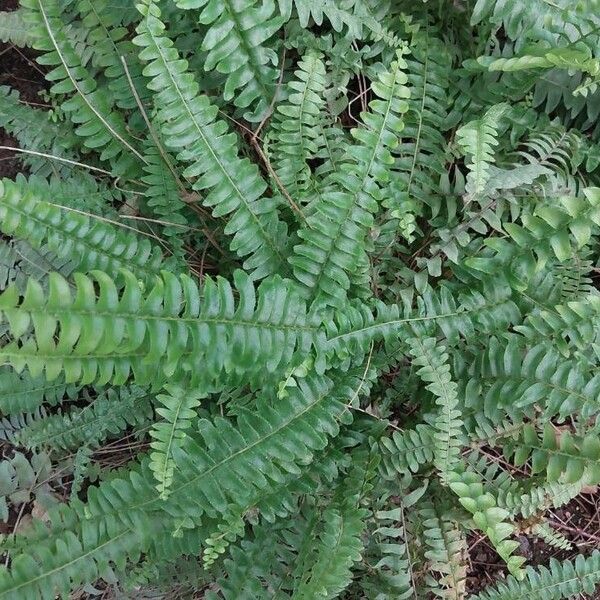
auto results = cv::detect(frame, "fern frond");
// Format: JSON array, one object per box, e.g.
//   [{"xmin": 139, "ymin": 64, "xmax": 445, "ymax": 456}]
[
  {"xmin": 267, "ymin": 51, "xmax": 327, "ymax": 202},
  {"xmin": 293, "ymin": 502, "xmax": 366, "ymax": 599},
  {"xmin": 0, "ymin": 178, "xmax": 166, "ymax": 282},
  {"xmin": 17, "ymin": 386, "xmax": 152, "ymax": 452},
  {"xmin": 389, "ymin": 26, "xmax": 451, "ymax": 219},
  {"xmin": 141, "ymin": 143, "xmax": 188, "ymax": 261},
  {"xmin": 134, "ymin": 0, "xmax": 290, "ymax": 279},
  {"xmin": 150, "ymin": 385, "xmax": 204, "ymax": 499},
  {"xmin": 325, "ymin": 283, "xmax": 521, "ymax": 363},
  {"xmin": 460, "ymin": 336, "xmax": 600, "ymax": 425},
  {"xmin": 0, "ymin": 366, "xmax": 78, "ymax": 414},
  {"xmin": 471, "ymin": 550, "xmax": 600, "ymax": 600},
  {"xmin": 515, "ymin": 293, "xmax": 600, "ymax": 356},
  {"xmin": 465, "ymin": 188, "xmax": 600, "ymax": 285},
  {"xmin": 278, "ymin": 0, "xmax": 363, "ymax": 36},
  {"xmin": 163, "ymin": 370, "xmax": 368, "ymax": 519},
  {"xmin": 289, "ymin": 50, "xmax": 410, "ymax": 308},
  {"xmin": 0, "ymin": 269, "xmax": 318, "ymax": 386},
  {"xmin": 408, "ymin": 336, "xmax": 462, "ymax": 483},
  {"xmin": 0, "ymin": 451, "xmax": 56, "ymax": 523},
  {"xmin": 369, "ymin": 505, "xmax": 416, "ymax": 599},
  {"xmin": 448, "ymin": 468, "xmax": 526, "ymax": 578},
  {"xmin": 175, "ymin": 0, "xmax": 282, "ymax": 120},
  {"xmin": 503, "ymin": 423, "xmax": 600, "ymax": 485},
  {"xmin": 0, "ymin": 86, "xmax": 79, "ymax": 177},
  {"xmin": 456, "ymin": 102, "xmax": 509, "ymax": 200},
  {"xmin": 532, "ymin": 521, "xmax": 573, "ymax": 552},
  {"xmin": 76, "ymin": 0, "xmax": 147, "ymax": 110},
  {"xmin": 421, "ymin": 503, "xmax": 467, "ymax": 599},
  {"xmin": 0, "ymin": 8, "xmax": 35, "ymax": 46},
  {"xmin": 379, "ymin": 424, "xmax": 436, "ymax": 477},
  {"xmin": 20, "ymin": 0, "xmax": 145, "ymax": 169}
]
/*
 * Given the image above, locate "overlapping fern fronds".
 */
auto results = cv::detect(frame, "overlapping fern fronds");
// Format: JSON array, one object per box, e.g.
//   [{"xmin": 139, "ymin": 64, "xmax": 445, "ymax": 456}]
[{"xmin": 0, "ymin": 0, "xmax": 599, "ymax": 598}]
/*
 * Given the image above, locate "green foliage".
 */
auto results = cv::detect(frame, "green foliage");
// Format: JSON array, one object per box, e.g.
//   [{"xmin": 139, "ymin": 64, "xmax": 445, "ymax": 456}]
[
  {"xmin": 175, "ymin": 0, "xmax": 283, "ymax": 121},
  {"xmin": 0, "ymin": 0, "xmax": 600, "ymax": 598},
  {"xmin": 290, "ymin": 50, "xmax": 410, "ymax": 308},
  {"xmin": 456, "ymin": 103, "xmax": 509, "ymax": 200},
  {"xmin": 0, "ymin": 178, "xmax": 166, "ymax": 282},
  {"xmin": 150, "ymin": 385, "xmax": 204, "ymax": 499},
  {"xmin": 471, "ymin": 550, "xmax": 600, "ymax": 600},
  {"xmin": 0, "ymin": 451, "xmax": 57, "ymax": 523},
  {"xmin": 0, "ymin": 9, "xmax": 34, "ymax": 46},
  {"xmin": 266, "ymin": 51, "xmax": 327, "ymax": 201},
  {"xmin": 407, "ymin": 335, "xmax": 462, "ymax": 482},
  {"xmin": 134, "ymin": 0, "xmax": 290, "ymax": 279}
]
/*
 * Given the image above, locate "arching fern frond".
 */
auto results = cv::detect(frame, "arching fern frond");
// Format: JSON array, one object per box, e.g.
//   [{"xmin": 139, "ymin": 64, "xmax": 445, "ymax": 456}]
[
  {"xmin": 0, "ymin": 269, "xmax": 318, "ymax": 387},
  {"xmin": 266, "ymin": 51, "xmax": 327, "ymax": 203},
  {"xmin": 470, "ymin": 550, "xmax": 600, "ymax": 600},
  {"xmin": 503, "ymin": 423, "xmax": 600, "ymax": 485},
  {"xmin": 0, "ymin": 178, "xmax": 166, "ymax": 283},
  {"xmin": 150, "ymin": 385, "xmax": 204, "ymax": 499},
  {"xmin": 408, "ymin": 335, "xmax": 462, "ymax": 483},
  {"xmin": 293, "ymin": 502, "xmax": 366, "ymax": 599},
  {"xmin": 456, "ymin": 102, "xmax": 509, "ymax": 201},
  {"xmin": 277, "ymin": 0, "xmax": 363, "ymax": 36},
  {"xmin": 76, "ymin": 0, "xmax": 147, "ymax": 110},
  {"xmin": 134, "ymin": 0, "xmax": 290, "ymax": 279},
  {"xmin": 20, "ymin": 0, "xmax": 145, "ymax": 169},
  {"xmin": 0, "ymin": 8, "xmax": 35, "ymax": 46},
  {"xmin": 420, "ymin": 503, "xmax": 467, "ymax": 599},
  {"xmin": 0, "ymin": 86, "xmax": 79, "ymax": 177},
  {"xmin": 290, "ymin": 50, "xmax": 410, "ymax": 308},
  {"xmin": 0, "ymin": 366, "xmax": 78, "ymax": 415},
  {"xmin": 17, "ymin": 386, "xmax": 153, "ymax": 452},
  {"xmin": 175, "ymin": 0, "xmax": 283, "ymax": 120}
]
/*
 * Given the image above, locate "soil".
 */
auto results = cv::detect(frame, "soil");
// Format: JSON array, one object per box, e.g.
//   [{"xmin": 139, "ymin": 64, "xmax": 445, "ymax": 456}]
[{"xmin": 1, "ymin": 5, "xmax": 600, "ymax": 597}]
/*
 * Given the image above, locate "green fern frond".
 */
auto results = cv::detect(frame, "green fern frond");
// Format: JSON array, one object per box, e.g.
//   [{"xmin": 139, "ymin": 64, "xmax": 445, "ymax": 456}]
[
  {"xmin": 0, "ymin": 366, "xmax": 78, "ymax": 414},
  {"xmin": 163, "ymin": 371, "xmax": 368, "ymax": 519},
  {"xmin": 76, "ymin": 0, "xmax": 147, "ymax": 110},
  {"xmin": 421, "ymin": 503, "xmax": 467, "ymax": 599},
  {"xmin": 448, "ymin": 468, "xmax": 526, "ymax": 579},
  {"xmin": 0, "ymin": 451, "xmax": 56, "ymax": 523},
  {"xmin": 0, "ymin": 269, "xmax": 317, "ymax": 386},
  {"xmin": 0, "ymin": 178, "xmax": 166, "ymax": 283},
  {"xmin": 134, "ymin": 0, "xmax": 290, "ymax": 279},
  {"xmin": 389, "ymin": 26, "xmax": 451, "ymax": 220},
  {"xmin": 456, "ymin": 102, "xmax": 509, "ymax": 200},
  {"xmin": 369, "ymin": 504, "xmax": 416, "ymax": 599},
  {"xmin": 175, "ymin": 0, "xmax": 283, "ymax": 120},
  {"xmin": 379, "ymin": 424, "xmax": 436, "ymax": 477},
  {"xmin": 20, "ymin": 0, "xmax": 145, "ymax": 170},
  {"xmin": 293, "ymin": 502, "xmax": 366, "ymax": 599},
  {"xmin": 141, "ymin": 144, "xmax": 188, "ymax": 261},
  {"xmin": 459, "ymin": 336, "xmax": 600, "ymax": 424},
  {"xmin": 17, "ymin": 386, "xmax": 153, "ymax": 452},
  {"xmin": 470, "ymin": 550, "xmax": 600, "ymax": 600},
  {"xmin": 290, "ymin": 50, "xmax": 410, "ymax": 308},
  {"xmin": 408, "ymin": 336, "xmax": 462, "ymax": 482},
  {"xmin": 278, "ymin": 0, "xmax": 363, "ymax": 36},
  {"xmin": 0, "ymin": 86, "xmax": 79, "ymax": 177},
  {"xmin": 0, "ymin": 8, "xmax": 36, "ymax": 46},
  {"xmin": 465, "ymin": 188, "xmax": 600, "ymax": 285},
  {"xmin": 504, "ymin": 423, "xmax": 600, "ymax": 484},
  {"xmin": 267, "ymin": 51, "xmax": 327, "ymax": 202},
  {"xmin": 150, "ymin": 385, "xmax": 204, "ymax": 499},
  {"xmin": 531, "ymin": 521, "xmax": 573, "ymax": 552}
]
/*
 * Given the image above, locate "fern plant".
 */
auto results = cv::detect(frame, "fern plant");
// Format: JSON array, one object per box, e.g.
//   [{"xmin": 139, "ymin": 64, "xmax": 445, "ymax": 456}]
[{"xmin": 0, "ymin": 0, "xmax": 600, "ymax": 598}]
